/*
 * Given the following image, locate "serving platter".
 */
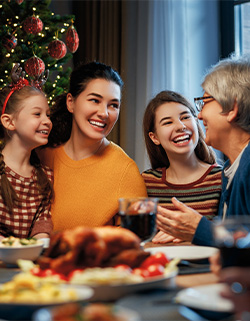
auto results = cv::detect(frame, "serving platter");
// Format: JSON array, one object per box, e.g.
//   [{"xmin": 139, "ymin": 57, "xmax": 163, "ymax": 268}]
[
  {"xmin": 84, "ymin": 268, "xmax": 178, "ymax": 302},
  {"xmin": 146, "ymin": 246, "xmax": 219, "ymax": 261}
]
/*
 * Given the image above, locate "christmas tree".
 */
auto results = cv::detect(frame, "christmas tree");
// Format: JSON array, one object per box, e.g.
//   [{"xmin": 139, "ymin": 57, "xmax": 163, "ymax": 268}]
[{"xmin": 0, "ymin": 0, "xmax": 79, "ymax": 104}]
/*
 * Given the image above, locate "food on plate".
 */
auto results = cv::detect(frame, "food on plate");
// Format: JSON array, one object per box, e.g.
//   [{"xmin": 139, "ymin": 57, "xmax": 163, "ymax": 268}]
[
  {"xmin": 37, "ymin": 226, "xmax": 150, "ymax": 275},
  {"xmin": 94, "ymin": 226, "xmax": 146, "ymax": 266},
  {"xmin": 0, "ymin": 272, "xmax": 77, "ymax": 303},
  {"xmin": 45, "ymin": 303, "xmax": 128, "ymax": 321},
  {"xmin": 140, "ymin": 252, "xmax": 170, "ymax": 268},
  {"xmin": 14, "ymin": 226, "xmax": 179, "ymax": 286},
  {"xmin": 69, "ymin": 267, "xmax": 143, "ymax": 285},
  {"xmin": 20, "ymin": 251, "xmax": 178, "ymax": 286},
  {"xmin": 0, "ymin": 236, "xmax": 39, "ymax": 247}
]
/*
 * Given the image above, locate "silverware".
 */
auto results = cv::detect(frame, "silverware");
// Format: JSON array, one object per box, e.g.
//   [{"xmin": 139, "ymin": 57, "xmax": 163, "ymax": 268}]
[{"xmin": 179, "ymin": 260, "xmax": 210, "ymax": 269}]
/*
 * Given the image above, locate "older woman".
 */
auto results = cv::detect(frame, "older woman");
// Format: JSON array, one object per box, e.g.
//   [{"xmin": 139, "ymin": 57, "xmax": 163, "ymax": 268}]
[{"xmin": 155, "ymin": 54, "xmax": 250, "ymax": 246}]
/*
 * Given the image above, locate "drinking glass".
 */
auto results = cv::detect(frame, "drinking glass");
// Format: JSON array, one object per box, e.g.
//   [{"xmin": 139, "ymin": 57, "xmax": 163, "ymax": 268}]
[
  {"xmin": 119, "ymin": 197, "xmax": 158, "ymax": 246},
  {"xmin": 213, "ymin": 217, "xmax": 250, "ymax": 268}
]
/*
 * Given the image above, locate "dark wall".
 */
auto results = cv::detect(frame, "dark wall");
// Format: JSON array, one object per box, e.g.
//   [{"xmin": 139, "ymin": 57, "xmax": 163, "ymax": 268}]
[{"xmin": 219, "ymin": 0, "xmax": 235, "ymax": 58}]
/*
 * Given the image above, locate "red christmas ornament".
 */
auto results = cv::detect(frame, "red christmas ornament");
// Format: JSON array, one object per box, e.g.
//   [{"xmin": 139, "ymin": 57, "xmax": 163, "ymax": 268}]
[
  {"xmin": 23, "ymin": 16, "xmax": 43, "ymax": 35},
  {"xmin": 2, "ymin": 34, "xmax": 17, "ymax": 51},
  {"xmin": 48, "ymin": 39, "xmax": 67, "ymax": 59},
  {"xmin": 16, "ymin": 0, "xmax": 24, "ymax": 4},
  {"xmin": 66, "ymin": 25, "xmax": 79, "ymax": 53},
  {"xmin": 24, "ymin": 56, "xmax": 45, "ymax": 77}
]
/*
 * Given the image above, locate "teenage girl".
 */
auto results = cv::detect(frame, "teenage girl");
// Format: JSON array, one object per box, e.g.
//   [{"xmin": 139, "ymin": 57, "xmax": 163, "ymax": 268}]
[{"xmin": 142, "ymin": 90, "xmax": 222, "ymax": 243}]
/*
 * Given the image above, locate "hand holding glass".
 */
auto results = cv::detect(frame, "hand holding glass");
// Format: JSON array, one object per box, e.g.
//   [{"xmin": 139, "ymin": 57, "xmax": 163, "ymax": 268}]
[{"xmin": 119, "ymin": 198, "xmax": 158, "ymax": 245}]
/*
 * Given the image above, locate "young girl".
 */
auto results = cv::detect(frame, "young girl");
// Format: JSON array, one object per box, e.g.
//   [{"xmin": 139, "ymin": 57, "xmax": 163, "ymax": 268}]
[
  {"xmin": 39, "ymin": 61, "xmax": 147, "ymax": 231},
  {"xmin": 0, "ymin": 64, "xmax": 54, "ymax": 239},
  {"xmin": 142, "ymin": 90, "xmax": 222, "ymax": 243}
]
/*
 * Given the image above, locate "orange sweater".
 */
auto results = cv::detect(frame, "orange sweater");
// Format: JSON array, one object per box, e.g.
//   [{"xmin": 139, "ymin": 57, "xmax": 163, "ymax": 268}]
[{"xmin": 39, "ymin": 142, "xmax": 147, "ymax": 231}]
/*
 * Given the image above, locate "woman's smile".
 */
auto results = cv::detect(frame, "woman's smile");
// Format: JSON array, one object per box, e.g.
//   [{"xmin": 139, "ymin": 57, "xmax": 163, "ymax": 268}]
[
  {"xmin": 89, "ymin": 119, "xmax": 107, "ymax": 129},
  {"xmin": 172, "ymin": 133, "xmax": 192, "ymax": 146}
]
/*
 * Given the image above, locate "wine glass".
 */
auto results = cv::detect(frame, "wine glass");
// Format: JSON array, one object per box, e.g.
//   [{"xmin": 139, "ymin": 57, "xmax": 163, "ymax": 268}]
[
  {"xmin": 213, "ymin": 217, "xmax": 250, "ymax": 268},
  {"xmin": 118, "ymin": 197, "xmax": 158, "ymax": 247}
]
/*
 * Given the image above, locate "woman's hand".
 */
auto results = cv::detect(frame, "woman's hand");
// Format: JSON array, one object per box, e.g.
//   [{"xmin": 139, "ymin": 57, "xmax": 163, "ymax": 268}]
[
  {"xmin": 156, "ymin": 197, "xmax": 202, "ymax": 242},
  {"xmin": 152, "ymin": 230, "xmax": 183, "ymax": 244},
  {"xmin": 209, "ymin": 251, "xmax": 222, "ymax": 276},
  {"xmin": 33, "ymin": 233, "xmax": 50, "ymax": 239}
]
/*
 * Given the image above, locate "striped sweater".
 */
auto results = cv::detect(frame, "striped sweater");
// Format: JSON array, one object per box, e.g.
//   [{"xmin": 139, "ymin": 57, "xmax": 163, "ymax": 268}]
[{"xmin": 142, "ymin": 164, "xmax": 222, "ymax": 220}]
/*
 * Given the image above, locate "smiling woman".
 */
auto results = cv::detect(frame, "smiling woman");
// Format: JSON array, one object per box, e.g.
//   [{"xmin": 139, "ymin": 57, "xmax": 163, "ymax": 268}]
[
  {"xmin": 38, "ymin": 61, "xmax": 147, "ymax": 231},
  {"xmin": 65, "ymin": 78, "xmax": 121, "ymax": 151},
  {"xmin": 142, "ymin": 90, "xmax": 222, "ymax": 244}
]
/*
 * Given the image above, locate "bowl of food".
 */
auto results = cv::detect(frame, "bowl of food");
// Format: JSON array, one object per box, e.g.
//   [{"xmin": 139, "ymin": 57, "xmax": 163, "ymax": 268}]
[{"xmin": 0, "ymin": 236, "xmax": 44, "ymax": 265}]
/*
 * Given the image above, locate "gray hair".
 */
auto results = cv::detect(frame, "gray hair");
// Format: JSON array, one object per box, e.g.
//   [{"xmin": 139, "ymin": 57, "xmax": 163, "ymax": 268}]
[{"xmin": 202, "ymin": 54, "xmax": 250, "ymax": 133}]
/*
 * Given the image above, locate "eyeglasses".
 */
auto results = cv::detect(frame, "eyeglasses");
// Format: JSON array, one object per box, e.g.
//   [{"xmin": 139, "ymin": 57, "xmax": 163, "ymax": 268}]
[{"xmin": 194, "ymin": 96, "xmax": 214, "ymax": 112}]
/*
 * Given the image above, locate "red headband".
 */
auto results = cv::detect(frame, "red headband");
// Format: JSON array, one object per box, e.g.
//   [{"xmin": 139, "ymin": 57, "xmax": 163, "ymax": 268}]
[{"xmin": 2, "ymin": 78, "xmax": 30, "ymax": 115}]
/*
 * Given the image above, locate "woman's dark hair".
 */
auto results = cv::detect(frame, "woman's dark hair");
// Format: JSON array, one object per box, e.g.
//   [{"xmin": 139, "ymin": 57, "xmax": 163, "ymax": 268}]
[
  {"xmin": 143, "ymin": 90, "xmax": 216, "ymax": 169},
  {"xmin": 47, "ymin": 61, "xmax": 124, "ymax": 147},
  {"xmin": 0, "ymin": 86, "xmax": 54, "ymax": 212}
]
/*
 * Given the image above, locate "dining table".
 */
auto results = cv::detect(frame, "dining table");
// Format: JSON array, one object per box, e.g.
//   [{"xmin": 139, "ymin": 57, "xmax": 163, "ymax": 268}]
[
  {"xmin": 114, "ymin": 241, "xmax": 234, "ymax": 321},
  {"xmin": 0, "ymin": 241, "xmax": 236, "ymax": 321}
]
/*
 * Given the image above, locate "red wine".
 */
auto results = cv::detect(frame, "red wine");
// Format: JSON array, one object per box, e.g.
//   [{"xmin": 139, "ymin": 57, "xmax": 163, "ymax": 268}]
[
  {"xmin": 119, "ymin": 212, "xmax": 156, "ymax": 241},
  {"xmin": 220, "ymin": 246, "xmax": 250, "ymax": 268}
]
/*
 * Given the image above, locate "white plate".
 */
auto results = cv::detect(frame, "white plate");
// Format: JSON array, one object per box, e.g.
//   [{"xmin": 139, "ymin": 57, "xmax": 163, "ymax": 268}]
[
  {"xmin": 79, "ymin": 269, "xmax": 178, "ymax": 302},
  {"xmin": 145, "ymin": 246, "xmax": 219, "ymax": 261},
  {"xmin": 0, "ymin": 284, "xmax": 93, "ymax": 320},
  {"xmin": 175, "ymin": 283, "xmax": 234, "ymax": 312}
]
